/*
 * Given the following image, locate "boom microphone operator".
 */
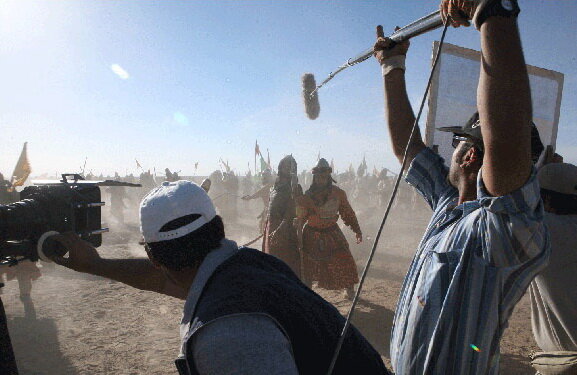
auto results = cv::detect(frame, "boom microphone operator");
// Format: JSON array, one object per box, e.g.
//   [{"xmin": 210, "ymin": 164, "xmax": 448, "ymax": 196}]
[{"xmin": 302, "ymin": 10, "xmax": 443, "ymax": 120}]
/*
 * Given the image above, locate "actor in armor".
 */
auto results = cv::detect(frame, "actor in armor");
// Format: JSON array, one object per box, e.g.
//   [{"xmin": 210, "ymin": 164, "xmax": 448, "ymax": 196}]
[
  {"xmin": 262, "ymin": 156, "xmax": 302, "ymax": 277},
  {"xmin": 200, "ymin": 178, "xmax": 211, "ymax": 193},
  {"xmin": 242, "ymin": 168, "xmax": 273, "ymax": 233},
  {"xmin": 207, "ymin": 170, "xmax": 226, "ymax": 214},
  {"xmin": 165, "ymin": 168, "xmax": 180, "ymax": 182},
  {"xmin": 107, "ymin": 186, "xmax": 128, "ymax": 225},
  {"xmin": 221, "ymin": 171, "xmax": 239, "ymax": 223},
  {"xmin": 296, "ymin": 158, "xmax": 362, "ymax": 300}
]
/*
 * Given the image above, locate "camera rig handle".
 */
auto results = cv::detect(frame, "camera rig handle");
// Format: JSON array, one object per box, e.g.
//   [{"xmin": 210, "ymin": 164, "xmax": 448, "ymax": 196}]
[{"xmin": 60, "ymin": 173, "xmax": 85, "ymax": 183}]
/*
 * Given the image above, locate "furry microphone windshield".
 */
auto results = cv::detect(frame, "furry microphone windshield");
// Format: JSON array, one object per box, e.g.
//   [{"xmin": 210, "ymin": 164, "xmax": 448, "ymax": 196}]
[{"xmin": 302, "ymin": 73, "xmax": 320, "ymax": 120}]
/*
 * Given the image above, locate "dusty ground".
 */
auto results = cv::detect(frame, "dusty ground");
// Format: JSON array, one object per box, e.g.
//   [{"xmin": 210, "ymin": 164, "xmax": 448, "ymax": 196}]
[{"xmin": 2, "ymin": 205, "xmax": 539, "ymax": 374}]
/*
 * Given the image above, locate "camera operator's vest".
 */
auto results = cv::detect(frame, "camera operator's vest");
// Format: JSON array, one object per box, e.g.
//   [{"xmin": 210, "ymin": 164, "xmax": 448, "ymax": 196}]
[{"xmin": 175, "ymin": 248, "xmax": 388, "ymax": 375}]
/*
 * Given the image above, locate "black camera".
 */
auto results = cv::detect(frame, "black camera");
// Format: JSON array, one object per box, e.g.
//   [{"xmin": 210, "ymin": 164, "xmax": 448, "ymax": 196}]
[{"xmin": 0, "ymin": 174, "xmax": 108, "ymax": 265}]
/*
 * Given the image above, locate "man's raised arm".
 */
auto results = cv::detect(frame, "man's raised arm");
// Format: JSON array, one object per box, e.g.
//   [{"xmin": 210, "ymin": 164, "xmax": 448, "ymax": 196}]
[
  {"xmin": 374, "ymin": 26, "xmax": 425, "ymax": 165},
  {"xmin": 441, "ymin": 0, "xmax": 533, "ymax": 196},
  {"xmin": 478, "ymin": 17, "xmax": 532, "ymax": 196}
]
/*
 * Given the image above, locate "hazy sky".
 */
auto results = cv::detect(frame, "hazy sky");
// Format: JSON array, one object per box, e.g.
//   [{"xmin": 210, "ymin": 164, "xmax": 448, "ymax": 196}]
[{"xmin": 1, "ymin": 0, "xmax": 576, "ymax": 177}]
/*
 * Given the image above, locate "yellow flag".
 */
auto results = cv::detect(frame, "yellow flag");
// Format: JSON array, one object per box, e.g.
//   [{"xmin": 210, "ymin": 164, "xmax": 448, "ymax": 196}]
[{"xmin": 10, "ymin": 142, "xmax": 31, "ymax": 190}]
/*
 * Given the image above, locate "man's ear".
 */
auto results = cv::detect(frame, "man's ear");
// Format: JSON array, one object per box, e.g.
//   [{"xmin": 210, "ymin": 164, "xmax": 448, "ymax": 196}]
[{"xmin": 143, "ymin": 244, "xmax": 163, "ymax": 269}]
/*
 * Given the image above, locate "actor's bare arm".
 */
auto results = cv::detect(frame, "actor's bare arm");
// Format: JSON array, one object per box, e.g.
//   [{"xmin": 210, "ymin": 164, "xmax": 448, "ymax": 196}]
[
  {"xmin": 477, "ymin": 17, "xmax": 532, "ymax": 196},
  {"xmin": 374, "ymin": 26, "xmax": 425, "ymax": 165},
  {"xmin": 49, "ymin": 233, "xmax": 187, "ymax": 300}
]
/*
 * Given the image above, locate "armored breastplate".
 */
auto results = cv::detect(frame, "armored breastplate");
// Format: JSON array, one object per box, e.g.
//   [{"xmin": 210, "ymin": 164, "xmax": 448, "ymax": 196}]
[
  {"xmin": 268, "ymin": 185, "xmax": 291, "ymax": 219},
  {"xmin": 319, "ymin": 197, "xmax": 339, "ymax": 220}
]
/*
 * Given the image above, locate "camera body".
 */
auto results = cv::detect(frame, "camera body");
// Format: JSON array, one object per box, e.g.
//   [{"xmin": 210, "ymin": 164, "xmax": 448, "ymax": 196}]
[{"xmin": 0, "ymin": 174, "xmax": 106, "ymax": 263}]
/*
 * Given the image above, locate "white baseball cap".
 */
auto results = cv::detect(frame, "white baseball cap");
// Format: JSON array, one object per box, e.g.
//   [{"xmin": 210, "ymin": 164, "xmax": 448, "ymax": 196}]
[
  {"xmin": 538, "ymin": 163, "xmax": 577, "ymax": 196},
  {"xmin": 140, "ymin": 180, "xmax": 217, "ymax": 243}
]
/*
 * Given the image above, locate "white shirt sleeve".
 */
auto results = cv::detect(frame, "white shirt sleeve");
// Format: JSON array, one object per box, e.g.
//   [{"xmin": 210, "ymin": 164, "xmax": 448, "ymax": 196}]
[{"xmin": 190, "ymin": 313, "xmax": 299, "ymax": 375}]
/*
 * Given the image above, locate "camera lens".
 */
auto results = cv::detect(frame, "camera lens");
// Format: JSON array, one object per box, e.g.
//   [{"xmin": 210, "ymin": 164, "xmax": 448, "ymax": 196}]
[
  {"xmin": 40, "ymin": 235, "xmax": 68, "ymax": 261},
  {"xmin": 0, "ymin": 199, "xmax": 48, "ymax": 242}
]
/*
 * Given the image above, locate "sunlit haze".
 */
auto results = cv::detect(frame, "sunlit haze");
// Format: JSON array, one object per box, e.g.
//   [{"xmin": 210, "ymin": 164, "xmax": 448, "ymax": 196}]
[{"xmin": 1, "ymin": 0, "xmax": 576, "ymax": 177}]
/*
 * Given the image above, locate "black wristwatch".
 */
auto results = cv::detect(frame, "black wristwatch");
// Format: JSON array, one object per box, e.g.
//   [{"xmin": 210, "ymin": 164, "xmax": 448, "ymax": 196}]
[{"xmin": 476, "ymin": 0, "xmax": 521, "ymax": 28}]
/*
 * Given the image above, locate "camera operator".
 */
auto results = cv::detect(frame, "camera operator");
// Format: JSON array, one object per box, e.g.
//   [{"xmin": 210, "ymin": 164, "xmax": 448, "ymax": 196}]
[{"xmin": 49, "ymin": 180, "xmax": 389, "ymax": 375}]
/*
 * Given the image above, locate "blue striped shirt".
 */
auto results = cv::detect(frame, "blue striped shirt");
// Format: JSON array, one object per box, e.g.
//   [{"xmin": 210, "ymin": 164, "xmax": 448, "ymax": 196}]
[{"xmin": 390, "ymin": 148, "xmax": 550, "ymax": 375}]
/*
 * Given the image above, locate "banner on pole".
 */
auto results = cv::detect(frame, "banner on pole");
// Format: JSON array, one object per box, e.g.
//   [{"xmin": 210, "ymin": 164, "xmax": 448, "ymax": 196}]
[{"xmin": 10, "ymin": 142, "xmax": 31, "ymax": 190}]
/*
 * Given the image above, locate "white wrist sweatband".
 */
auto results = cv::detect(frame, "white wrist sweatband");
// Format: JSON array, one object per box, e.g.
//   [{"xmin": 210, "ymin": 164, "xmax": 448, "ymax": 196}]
[{"xmin": 381, "ymin": 55, "xmax": 406, "ymax": 77}]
